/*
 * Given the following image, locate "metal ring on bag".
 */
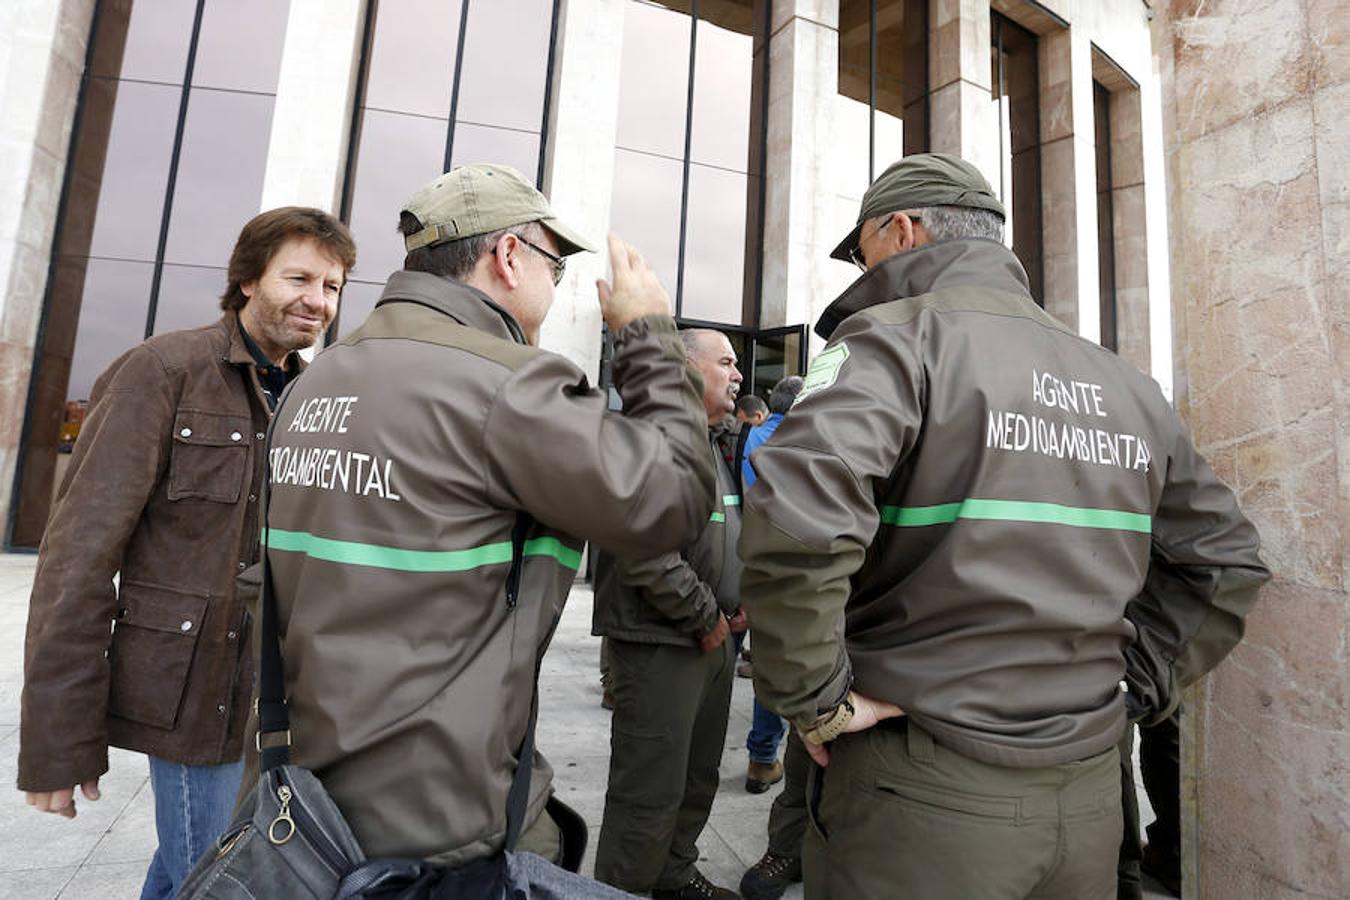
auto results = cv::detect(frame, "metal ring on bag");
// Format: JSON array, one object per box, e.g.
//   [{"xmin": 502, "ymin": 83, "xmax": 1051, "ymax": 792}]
[{"xmin": 268, "ymin": 813, "xmax": 296, "ymax": 845}]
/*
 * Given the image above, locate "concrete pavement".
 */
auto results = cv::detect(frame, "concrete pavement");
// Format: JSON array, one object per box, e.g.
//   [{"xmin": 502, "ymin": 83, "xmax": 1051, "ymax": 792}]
[{"xmin": 0, "ymin": 552, "xmax": 1165, "ymax": 898}]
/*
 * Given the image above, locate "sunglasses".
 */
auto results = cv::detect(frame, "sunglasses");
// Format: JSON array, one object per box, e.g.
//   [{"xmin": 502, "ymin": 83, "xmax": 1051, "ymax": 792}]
[{"xmin": 512, "ymin": 234, "xmax": 566, "ymax": 286}]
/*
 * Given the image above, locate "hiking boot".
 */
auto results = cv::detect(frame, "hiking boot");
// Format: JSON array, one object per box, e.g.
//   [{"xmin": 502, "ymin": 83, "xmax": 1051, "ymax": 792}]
[
  {"xmin": 652, "ymin": 870, "xmax": 739, "ymax": 900},
  {"xmin": 739, "ymin": 851, "xmax": 802, "ymax": 900},
  {"xmin": 600, "ymin": 689, "xmax": 615, "ymax": 710},
  {"xmin": 745, "ymin": 759, "xmax": 784, "ymax": 794}
]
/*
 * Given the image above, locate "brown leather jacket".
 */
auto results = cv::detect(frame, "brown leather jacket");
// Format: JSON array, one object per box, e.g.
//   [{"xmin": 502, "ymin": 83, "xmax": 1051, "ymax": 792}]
[
  {"xmin": 741, "ymin": 239, "xmax": 1269, "ymax": 768},
  {"xmin": 254, "ymin": 272, "xmax": 715, "ymax": 866},
  {"xmin": 19, "ymin": 313, "xmax": 291, "ymax": 791}
]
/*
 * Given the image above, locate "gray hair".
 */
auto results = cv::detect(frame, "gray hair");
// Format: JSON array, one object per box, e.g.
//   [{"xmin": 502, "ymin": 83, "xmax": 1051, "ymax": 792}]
[
  {"xmin": 399, "ymin": 213, "xmax": 545, "ymax": 280},
  {"xmin": 909, "ymin": 204, "xmax": 1004, "ymax": 243},
  {"xmin": 679, "ymin": 327, "xmax": 721, "ymax": 360},
  {"xmin": 768, "ymin": 375, "xmax": 805, "ymax": 414}
]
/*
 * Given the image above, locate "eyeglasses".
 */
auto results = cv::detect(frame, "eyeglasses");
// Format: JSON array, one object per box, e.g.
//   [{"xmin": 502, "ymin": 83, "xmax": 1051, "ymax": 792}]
[
  {"xmin": 848, "ymin": 214, "xmax": 896, "ymax": 271},
  {"xmin": 512, "ymin": 234, "xmax": 566, "ymax": 286}
]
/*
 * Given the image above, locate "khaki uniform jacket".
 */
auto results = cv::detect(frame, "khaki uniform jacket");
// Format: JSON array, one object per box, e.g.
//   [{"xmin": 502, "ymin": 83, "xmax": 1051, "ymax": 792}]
[
  {"xmin": 20, "ymin": 314, "xmax": 287, "ymax": 791},
  {"xmin": 260, "ymin": 272, "xmax": 715, "ymax": 865},
  {"xmin": 740, "ymin": 239, "xmax": 1270, "ymax": 768},
  {"xmin": 592, "ymin": 424, "xmax": 743, "ymax": 645}
]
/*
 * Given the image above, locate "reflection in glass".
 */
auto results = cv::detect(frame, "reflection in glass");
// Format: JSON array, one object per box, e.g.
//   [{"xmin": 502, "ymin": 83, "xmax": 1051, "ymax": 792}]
[
  {"xmin": 163, "ymin": 90, "xmax": 275, "ymax": 268},
  {"xmin": 84, "ymin": 80, "xmax": 181, "ymax": 262},
  {"xmin": 448, "ymin": 123, "xmax": 541, "ymax": 182},
  {"xmin": 838, "ymin": 0, "xmax": 928, "ymax": 179},
  {"xmin": 336, "ymin": 280, "xmax": 385, "ymax": 338},
  {"xmin": 362, "ymin": 0, "xmax": 462, "ymax": 118},
  {"xmin": 615, "ymin": 1, "xmax": 691, "ymax": 159},
  {"xmin": 64, "ymin": 259, "xmax": 157, "ymax": 403},
  {"xmin": 991, "ymin": 13, "xmax": 1042, "ymax": 302},
  {"xmin": 690, "ymin": 18, "xmax": 752, "ymax": 170},
  {"xmin": 346, "ymin": 109, "xmax": 448, "ymax": 285},
  {"xmin": 192, "ymin": 0, "xmax": 291, "ymax": 93},
  {"xmin": 455, "ymin": 0, "xmax": 552, "ymax": 135},
  {"xmin": 682, "ymin": 165, "xmax": 748, "ymax": 323},
  {"xmin": 609, "ymin": 149, "xmax": 683, "ymax": 299},
  {"xmin": 89, "ymin": 0, "xmax": 196, "ymax": 85},
  {"xmin": 152, "ymin": 264, "xmax": 227, "ymax": 336}
]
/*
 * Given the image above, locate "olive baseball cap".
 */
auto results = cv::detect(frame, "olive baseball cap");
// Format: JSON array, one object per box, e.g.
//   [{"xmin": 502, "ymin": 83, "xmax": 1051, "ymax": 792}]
[
  {"xmin": 401, "ymin": 164, "xmax": 597, "ymax": 256},
  {"xmin": 830, "ymin": 153, "xmax": 1006, "ymax": 262}
]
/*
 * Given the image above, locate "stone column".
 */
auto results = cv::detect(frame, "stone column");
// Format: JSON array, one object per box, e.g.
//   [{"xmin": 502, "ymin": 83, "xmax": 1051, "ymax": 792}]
[
  {"xmin": 1156, "ymin": 1, "xmax": 1349, "ymax": 897},
  {"xmin": 760, "ymin": 0, "xmax": 838, "ymax": 352},
  {"xmin": 0, "ymin": 0, "xmax": 95, "ymax": 528},
  {"xmin": 537, "ymin": 0, "xmax": 626, "ymax": 378},
  {"xmin": 1037, "ymin": 26, "xmax": 1099, "ymax": 339},
  {"xmin": 259, "ymin": 0, "xmax": 368, "ymax": 212},
  {"xmin": 928, "ymin": 0, "xmax": 999, "ymax": 190}
]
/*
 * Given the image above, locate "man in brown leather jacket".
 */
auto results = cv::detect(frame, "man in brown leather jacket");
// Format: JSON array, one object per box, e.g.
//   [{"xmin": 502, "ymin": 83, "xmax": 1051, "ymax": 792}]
[
  {"xmin": 257, "ymin": 165, "xmax": 716, "ymax": 882},
  {"xmin": 739, "ymin": 153, "xmax": 1270, "ymax": 899},
  {"xmin": 18, "ymin": 208, "xmax": 356, "ymax": 900},
  {"xmin": 592, "ymin": 328, "xmax": 747, "ymax": 900}
]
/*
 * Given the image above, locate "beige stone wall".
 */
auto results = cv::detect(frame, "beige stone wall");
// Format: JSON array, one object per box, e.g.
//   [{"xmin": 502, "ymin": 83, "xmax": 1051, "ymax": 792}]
[
  {"xmin": 1156, "ymin": 0, "xmax": 1349, "ymax": 897},
  {"xmin": 0, "ymin": 0, "xmax": 94, "ymax": 532}
]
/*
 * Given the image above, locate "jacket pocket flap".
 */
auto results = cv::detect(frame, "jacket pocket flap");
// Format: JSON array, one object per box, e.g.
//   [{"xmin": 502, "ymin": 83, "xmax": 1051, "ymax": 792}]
[
  {"xmin": 119, "ymin": 581, "xmax": 210, "ymax": 634},
  {"xmin": 173, "ymin": 410, "xmax": 252, "ymax": 448}
]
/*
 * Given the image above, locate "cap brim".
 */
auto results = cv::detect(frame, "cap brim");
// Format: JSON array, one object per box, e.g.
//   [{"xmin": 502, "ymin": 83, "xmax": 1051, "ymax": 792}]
[
  {"xmin": 540, "ymin": 217, "xmax": 598, "ymax": 256},
  {"xmin": 829, "ymin": 221, "xmax": 864, "ymax": 263}
]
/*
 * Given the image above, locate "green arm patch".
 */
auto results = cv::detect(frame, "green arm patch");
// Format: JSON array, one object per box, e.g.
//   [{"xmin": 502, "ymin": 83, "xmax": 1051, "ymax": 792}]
[{"xmin": 795, "ymin": 342, "xmax": 850, "ymax": 404}]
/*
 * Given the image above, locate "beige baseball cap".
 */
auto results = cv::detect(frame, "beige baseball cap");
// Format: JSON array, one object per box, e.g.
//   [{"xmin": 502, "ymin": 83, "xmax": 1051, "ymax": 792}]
[{"xmin": 401, "ymin": 164, "xmax": 597, "ymax": 256}]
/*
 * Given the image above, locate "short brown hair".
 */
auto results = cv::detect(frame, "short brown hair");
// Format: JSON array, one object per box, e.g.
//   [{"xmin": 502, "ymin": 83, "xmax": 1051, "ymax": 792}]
[{"xmin": 220, "ymin": 207, "xmax": 357, "ymax": 311}]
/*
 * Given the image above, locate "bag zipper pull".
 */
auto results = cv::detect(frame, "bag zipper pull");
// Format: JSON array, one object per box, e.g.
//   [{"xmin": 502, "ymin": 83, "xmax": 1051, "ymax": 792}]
[{"xmin": 268, "ymin": 784, "xmax": 296, "ymax": 845}]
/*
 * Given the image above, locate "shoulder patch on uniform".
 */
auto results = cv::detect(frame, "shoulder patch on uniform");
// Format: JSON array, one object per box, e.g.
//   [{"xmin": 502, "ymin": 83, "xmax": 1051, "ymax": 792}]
[{"xmin": 795, "ymin": 342, "xmax": 850, "ymax": 404}]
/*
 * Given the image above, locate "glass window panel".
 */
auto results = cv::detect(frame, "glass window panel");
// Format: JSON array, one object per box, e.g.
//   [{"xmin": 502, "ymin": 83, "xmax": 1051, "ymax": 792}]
[
  {"xmin": 85, "ymin": 80, "xmax": 181, "ymax": 262},
  {"xmin": 335, "ymin": 280, "xmax": 386, "ymax": 337},
  {"xmin": 876, "ymin": 0, "xmax": 927, "ymax": 155},
  {"xmin": 362, "ymin": 0, "xmax": 462, "ymax": 118},
  {"xmin": 837, "ymin": 0, "xmax": 871, "ymax": 107},
  {"xmin": 162, "ymin": 89, "xmax": 275, "ymax": 269},
  {"xmin": 152, "ymin": 264, "xmax": 227, "ymax": 336},
  {"xmin": 346, "ymin": 109, "xmax": 449, "ymax": 284},
  {"xmin": 191, "ymin": 0, "xmax": 291, "ymax": 93},
  {"xmin": 609, "ymin": 149, "xmax": 683, "ymax": 298},
  {"xmin": 689, "ymin": 17, "xmax": 752, "ymax": 171},
  {"xmin": 615, "ymin": 1, "xmax": 691, "ymax": 159},
  {"xmin": 1094, "ymin": 80, "xmax": 1117, "ymax": 352},
  {"xmin": 448, "ymin": 123, "xmax": 541, "ymax": 185},
  {"xmin": 681, "ymin": 164, "xmax": 748, "ymax": 324},
  {"xmin": 455, "ymin": 0, "xmax": 551, "ymax": 135},
  {"xmin": 991, "ymin": 14, "xmax": 1042, "ymax": 301},
  {"xmin": 65, "ymin": 258, "xmax": 156, "ymax": 402},
  {"xmin": 89, "ymin": 0, "xmax": 196, "ymax": 85}
]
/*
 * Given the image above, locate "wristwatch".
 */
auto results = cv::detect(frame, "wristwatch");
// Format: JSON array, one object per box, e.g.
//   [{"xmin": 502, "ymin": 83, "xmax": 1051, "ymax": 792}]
[{"xmin": 800, "ymin": 691, "xmax": 856, "ymax": 746}]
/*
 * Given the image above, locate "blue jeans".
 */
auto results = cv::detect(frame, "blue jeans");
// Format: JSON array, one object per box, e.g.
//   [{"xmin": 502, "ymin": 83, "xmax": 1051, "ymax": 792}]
[
  {"xmin": 746, "ymin": 696, "xmax": 788, "ymax": 764},
  {"xmin": 140, "ymin": 755, "xmax": 245, "ymax": 900}
]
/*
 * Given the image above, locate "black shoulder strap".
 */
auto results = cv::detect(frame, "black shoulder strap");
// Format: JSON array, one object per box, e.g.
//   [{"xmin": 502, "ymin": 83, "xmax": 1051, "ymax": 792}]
[{"xmin": 503, "ymin": 511, "xmax": 538, "ymax": 850}]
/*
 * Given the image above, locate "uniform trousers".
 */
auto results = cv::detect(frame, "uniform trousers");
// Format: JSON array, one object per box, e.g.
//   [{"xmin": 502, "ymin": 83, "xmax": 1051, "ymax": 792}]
[
  {"xmin": 594, "ymin": 637, "xmax": 734, "ymax": 893},
  {"xmin": 803, "ymin": 719, "xmax": 1121, "ymax": 900}
]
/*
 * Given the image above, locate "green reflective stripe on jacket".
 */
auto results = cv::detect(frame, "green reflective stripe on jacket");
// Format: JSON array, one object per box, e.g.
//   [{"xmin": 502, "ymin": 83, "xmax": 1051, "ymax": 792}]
[
  {"xmin": 880, "ymin": 498, "xmax": 1151, "ymax": 533},
  {"xmin": 265, "ymin": 528, "xmax": 582, "ymax": 572},
  {"xmin": 723, "ymin": 494, "xmax": 740, "ymax": 506}
]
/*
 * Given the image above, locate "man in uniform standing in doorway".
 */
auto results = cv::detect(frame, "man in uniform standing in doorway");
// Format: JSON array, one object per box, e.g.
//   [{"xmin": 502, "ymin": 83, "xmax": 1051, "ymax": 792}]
[
  {"xmin": 592, "ymin": 328, "xmax": 747, "ymax": 900},
  {"xmin": 739, "ymin": 153, "xmax": 1269, "ymax": 899}
]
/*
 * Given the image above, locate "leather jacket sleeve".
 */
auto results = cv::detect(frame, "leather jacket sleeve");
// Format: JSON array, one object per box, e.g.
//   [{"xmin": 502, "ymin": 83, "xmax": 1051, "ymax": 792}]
[
  {"xmin": 1123, "ymin": 413, "xmax": 1270, "ymax": 725},
  {"xmin": 483, "ymin": 315, "xmax": 716, "ymax": 558},
  {"xmin": 613, "ymin": 551, "xmax": 723, "ymax": 640},
  {"xmin": 19, "ymin": 346, "xmax": 176, "ymax": 791},
  {"xmin": 739, "ymin": 315, "xmax": 923, "ymax": 728}
]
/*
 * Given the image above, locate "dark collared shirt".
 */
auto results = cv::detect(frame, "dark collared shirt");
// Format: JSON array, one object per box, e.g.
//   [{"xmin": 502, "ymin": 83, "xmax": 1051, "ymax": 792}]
[{"xmin": 238, "ymin": 322, "xmax": 298, "ymax": 411}]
